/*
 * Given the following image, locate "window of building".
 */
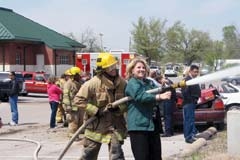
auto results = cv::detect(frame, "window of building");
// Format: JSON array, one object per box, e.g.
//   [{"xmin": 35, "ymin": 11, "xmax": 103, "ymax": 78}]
[
  {"xmin": 59, "ymin": 55, "xmax": 69, "ymax": 64},
  {"xmin": 123, "ymin": 59, "xmax": 130, "ymax": 65},
  {"xmin": 16, "ymin": 53, "xmax": 21, "ymax": 64}
]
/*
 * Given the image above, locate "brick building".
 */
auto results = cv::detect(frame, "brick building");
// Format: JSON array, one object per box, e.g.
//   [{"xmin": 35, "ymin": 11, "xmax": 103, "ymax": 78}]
[{"xmin": 0, "ymin": 7, "xmax": 85, "ymax": 76}]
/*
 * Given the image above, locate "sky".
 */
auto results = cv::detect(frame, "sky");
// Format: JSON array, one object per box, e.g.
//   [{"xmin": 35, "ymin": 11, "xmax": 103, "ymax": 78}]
[{"xmin": 1, "ymin": 0, "xmax": 240, "ymax": 51}]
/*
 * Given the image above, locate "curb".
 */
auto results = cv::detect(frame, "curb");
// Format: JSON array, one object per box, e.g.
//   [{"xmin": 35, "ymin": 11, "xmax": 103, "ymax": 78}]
[
  {"xmin": 179, "ymin": 127, "xmax": 217, "ymax": 158},
  {"xmin": 164, "ymin": 127, "xmax": 217, "ymax": 159},
  {"xmin": 179, "ymin": 138, "xmax": 207, "ymax": 157}
]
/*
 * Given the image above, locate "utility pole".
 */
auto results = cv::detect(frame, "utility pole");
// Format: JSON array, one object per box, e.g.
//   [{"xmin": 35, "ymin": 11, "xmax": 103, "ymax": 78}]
[
  {"xmin": 99, "ymin": 33, "xmax": 103, "ymax": 52},
  {"xmin": 129, "ymin": 36, "xmax": 132, "ymax": 52}
]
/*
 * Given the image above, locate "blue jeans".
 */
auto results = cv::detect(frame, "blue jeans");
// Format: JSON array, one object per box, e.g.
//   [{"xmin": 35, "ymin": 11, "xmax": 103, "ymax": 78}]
[
  {"xmin": 163, "ymin": 100, "xmax": 174, "ymax": 135},
  {"xmin": 183, "ymin": 103, "xmax": 198, "ymax": 140},
  {"xmin": 9, "ymin": 95, "xmax": 18, "ymax": 124},
  {"xmin": 49, "ymin": 101, "xmax": 59, "ymax": 128}
]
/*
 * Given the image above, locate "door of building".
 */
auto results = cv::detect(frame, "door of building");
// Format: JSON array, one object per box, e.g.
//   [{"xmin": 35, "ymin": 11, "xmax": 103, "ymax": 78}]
[{"xmin": 36, "ymin": 54, "xmax": 44, "ymax": 71}]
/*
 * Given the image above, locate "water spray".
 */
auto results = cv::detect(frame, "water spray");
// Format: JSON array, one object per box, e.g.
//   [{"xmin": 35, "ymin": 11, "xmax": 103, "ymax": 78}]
[{"xmin": 186, "ymin": 65, "xmax": 240, "ymax": 85}]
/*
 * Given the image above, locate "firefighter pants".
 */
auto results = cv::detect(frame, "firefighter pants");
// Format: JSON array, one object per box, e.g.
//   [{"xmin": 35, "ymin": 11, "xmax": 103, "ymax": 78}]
[
  {"xmin": 67, "ymin": 110, "xmax": 84, "ymax": 137},
  {"xmin": 79, "ymin": 134, "xmax": 125, "ymax": 160},
  {"xmin": 56, "ymin": 104, "xmax": 65, "ymax": 123}
]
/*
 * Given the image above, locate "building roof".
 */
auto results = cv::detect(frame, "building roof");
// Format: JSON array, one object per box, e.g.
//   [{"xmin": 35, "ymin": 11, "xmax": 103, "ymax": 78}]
[{"xmin": 0, "ymin": 7, "xmax": 85, "ymax": 50}]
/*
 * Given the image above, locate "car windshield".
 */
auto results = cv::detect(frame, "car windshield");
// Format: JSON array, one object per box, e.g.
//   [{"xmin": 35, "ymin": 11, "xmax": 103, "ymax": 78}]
[
  {"xmin": 0, "ymin": 73, "xmax": 9, "ymax": 79},
  {"xmin": 150, "ymin": 66, "xmax": 157, "ymax": 69},
  {"xmin": 166, "ymin": 66, "xmax": 173, "ymax": 70},
  {"xmin": 44, "ymin": 74, "xmax": 50, "ymax": 79},
  {"xmin": 24, "ymin": 74, "xmax": 33, "ymax": 80},
  {"xmin": 0, "ymin": 72, "xmax": 23, "ymax": 81},
  {"xmin": 221, "ymin": 84, "xmax": 238, "ymax": 93}
]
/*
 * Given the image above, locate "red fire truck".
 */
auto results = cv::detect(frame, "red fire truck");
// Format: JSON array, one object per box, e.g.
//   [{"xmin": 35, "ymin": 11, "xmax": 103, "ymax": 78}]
[{"xmin": 75, "ymin": 51, "xmax": 138, "ymax": 78}]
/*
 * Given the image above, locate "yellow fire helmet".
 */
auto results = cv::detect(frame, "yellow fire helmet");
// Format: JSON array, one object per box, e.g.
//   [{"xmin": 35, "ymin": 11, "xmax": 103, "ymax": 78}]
[
  {"xmin": 96, "ymin": 52, "xmax": 118, "ymax": 70},
  {"xmin": 64, "ymin": 69, "xmax": 72, "ymax": 76},
  {"xmin": 69, "ymin": 66, "xmax": 81, "ymax": 75}
]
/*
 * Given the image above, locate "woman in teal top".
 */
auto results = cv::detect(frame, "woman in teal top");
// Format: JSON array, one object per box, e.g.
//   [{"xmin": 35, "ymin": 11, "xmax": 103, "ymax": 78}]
[{"xmin": 125, "ymin": 57, "xmax": 171, "ymax": 160}]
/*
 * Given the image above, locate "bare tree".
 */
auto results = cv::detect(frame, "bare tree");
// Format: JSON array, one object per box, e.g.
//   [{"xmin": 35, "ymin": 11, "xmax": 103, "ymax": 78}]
[{"xmin": 63, "ymin": 27, "xmax": 101, "ymax": 52}]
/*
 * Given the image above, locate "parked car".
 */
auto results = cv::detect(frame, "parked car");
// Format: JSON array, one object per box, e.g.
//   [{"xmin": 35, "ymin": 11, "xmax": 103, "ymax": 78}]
[
  {"xmin": 173, "ymin": 87, "xmax": 225, "ymax": 130},
  {"xmin": 22, "ymin": 71, "xmax": 50, "ymax": 95},
  {"xmin": 221, "ymin": 75, "xmax": 240, "ymax": 85},
  {"xmin": 200, "ymin": 67, "xmax": 210, "ymax": 76},
  {"xmin": 218, "ymin": 82, "xmax": 240, "ymax": 111},
  {"xmin": 150, "ymin": 66, "xmax": 161, "ymax": 75},
  {"xmin": 164, "ymin": 66, "xmax": 178, "ymax": 77},
  {"xmin": 0, "ymin": 71, "xmax": 26, "ymax": 101}
]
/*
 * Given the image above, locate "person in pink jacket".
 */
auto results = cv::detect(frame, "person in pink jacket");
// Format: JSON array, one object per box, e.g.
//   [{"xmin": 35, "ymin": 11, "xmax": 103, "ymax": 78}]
[{"xmin": 47, "ymin": 76, "xmax": 63, "ymax": 128}]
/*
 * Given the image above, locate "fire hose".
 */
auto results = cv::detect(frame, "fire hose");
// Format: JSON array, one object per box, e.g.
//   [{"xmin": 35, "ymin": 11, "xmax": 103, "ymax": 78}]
[
  {"xmin": 0, "ymin": 138, "xmax": 41, "ymax": 160},
  {"xmin": 57, "ymin": 80, "xmax": 186, "ymax": 160}
]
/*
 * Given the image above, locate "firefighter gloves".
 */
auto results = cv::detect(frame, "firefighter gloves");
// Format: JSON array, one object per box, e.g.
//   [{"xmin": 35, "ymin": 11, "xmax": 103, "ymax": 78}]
[{"xmin": 106, "ymin": 103, "xmax": 120, "ymax": 112}]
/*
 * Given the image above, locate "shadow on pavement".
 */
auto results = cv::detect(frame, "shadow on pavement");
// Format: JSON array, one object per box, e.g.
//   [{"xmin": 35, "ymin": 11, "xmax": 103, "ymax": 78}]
[{"xmin": 20, "ymin": 94, "xmax": 48, "ymax": 98}]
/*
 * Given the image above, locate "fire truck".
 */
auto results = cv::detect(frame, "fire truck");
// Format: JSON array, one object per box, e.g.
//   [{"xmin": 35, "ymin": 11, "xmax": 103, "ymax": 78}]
[{"xmin": 75, "ymin": 51, "xmax": 138, "ymax": 78}]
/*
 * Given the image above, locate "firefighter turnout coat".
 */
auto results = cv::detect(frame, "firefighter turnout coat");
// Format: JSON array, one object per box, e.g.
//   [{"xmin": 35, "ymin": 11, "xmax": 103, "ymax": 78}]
[
  {"xmin": 73, "ymin": 74, "xmax": 127, "ymax": 144},
  {"xmin": 63, "ymin": 78, "xmax": 81, "ymax": 111}
]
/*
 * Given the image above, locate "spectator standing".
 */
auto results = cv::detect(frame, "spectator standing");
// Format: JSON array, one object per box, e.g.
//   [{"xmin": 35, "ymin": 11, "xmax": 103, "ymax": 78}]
[
  {"xmin": 182, "ymin": 64, "xmax": 201, "ymax": 143},
  {"xmin": 147, "ymin": 70, "xmax": 161, "ymax": 87},
  {"xmin": 125, "ymin": 57, "xmax": 171, "ymax": 160},
  {"xmin": 47, "ymin": 76, "xmax": 62, "ymax": 128},
  {"xmin": 157, "ymin": 75, "xmax": 176, "ymax": 137},
  {"xmin": 73, "ymin": 52, "xmax": 127, "ymax": 160},
  {"xmin": 8, "ymin": 71, "xmax": 20, "ymax": 126}
]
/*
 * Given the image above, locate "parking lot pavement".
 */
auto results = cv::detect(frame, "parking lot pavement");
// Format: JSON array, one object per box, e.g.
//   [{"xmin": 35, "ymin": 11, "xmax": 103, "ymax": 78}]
[
  {"xmin": 56, "ymin": 135, "xmax": 190, "ymax": 160},
  {"xmin": 0, "ymin": 132, "xmax": 189, "ymax": 160},
  {"xmin": 161, "ymin": 135, "xmax": 190, "ymax": 159}
]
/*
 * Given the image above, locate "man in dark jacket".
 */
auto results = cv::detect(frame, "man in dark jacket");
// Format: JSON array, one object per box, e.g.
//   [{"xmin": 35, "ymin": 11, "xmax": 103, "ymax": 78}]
[
  {"xmin": 8, "ymin": 71, "xmax": 20, "ymax": 126},
  {"xmin": 182, "ymin": 65, "xmax": 201, "ymax": 143}
]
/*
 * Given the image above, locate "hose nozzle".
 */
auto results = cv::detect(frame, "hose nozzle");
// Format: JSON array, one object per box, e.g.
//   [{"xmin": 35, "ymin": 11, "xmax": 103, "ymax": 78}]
[{"xmin": 171, "ymin": 80, "xmax": 186, "ymax": 88}]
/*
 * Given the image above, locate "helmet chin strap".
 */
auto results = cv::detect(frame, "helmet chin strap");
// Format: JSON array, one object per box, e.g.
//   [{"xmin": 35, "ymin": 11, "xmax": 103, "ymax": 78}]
[{"xmin": 103, "ymin": 70, "xmax": 118, "ymax": 81}]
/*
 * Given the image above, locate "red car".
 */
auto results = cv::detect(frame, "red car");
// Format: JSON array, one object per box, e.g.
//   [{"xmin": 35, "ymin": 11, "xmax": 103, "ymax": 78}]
[
  {"xmin": 173, "ymin": 88, "xmax": 225, "ymax": 130},
  {"xmin": 22, "ymin": 71, "xmax": 50, "ymax": 95}
]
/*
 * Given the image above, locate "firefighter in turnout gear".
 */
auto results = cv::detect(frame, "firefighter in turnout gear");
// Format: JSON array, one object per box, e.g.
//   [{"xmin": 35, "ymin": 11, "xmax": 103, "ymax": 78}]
[
  {"xmin": 62, "ymin": 67, "xmax": 83, "ymax": 139},
  {"xmin": 55, "ymin": 71, "xmax": 71, "ymax": 126},
  {"xmin": 73, "ymin": 52, "xmax": 127, "ymax": 160}
]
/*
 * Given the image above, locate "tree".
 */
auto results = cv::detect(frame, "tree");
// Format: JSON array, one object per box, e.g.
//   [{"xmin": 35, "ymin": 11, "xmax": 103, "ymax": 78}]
[
  {"xmin": 79, "ymin": 27, "xmax": 101, "ymax": 52},
  {"xmin": 165, "ymin": 21, "xmax": 211, "ymax": 65},
  {"xmin": 222, "ymin": 25, "xmax": 240, "ymax": 58},
  {"xmin": 131, "ymin": 17, "xmax": 166, "ymax": 64},
  {"xmin": 203, "ymin": 40, "xmax": 224, "ymax": 71},
  {"xmin": 63, "ymin": 27, "xmax": 101, "ymax": 52}
]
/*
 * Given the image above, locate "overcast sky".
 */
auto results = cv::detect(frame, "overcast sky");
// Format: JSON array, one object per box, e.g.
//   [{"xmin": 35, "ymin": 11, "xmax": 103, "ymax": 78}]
[{"xmin": 1, "ymin": 0, "xmax": 240, "ymax": 51}]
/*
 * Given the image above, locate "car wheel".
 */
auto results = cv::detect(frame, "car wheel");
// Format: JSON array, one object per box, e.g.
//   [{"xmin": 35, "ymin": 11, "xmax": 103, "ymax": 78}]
[
  {"xmin": 231, "ymin": 79, "xmax": 238, "ymax": 85},
  {"xmin": 216, "ymin": 122, "xmax": 225, "ymax": 131},
  {"xmin": 228, "ymin": 105, "xmax": 240, "ymax": 111},
  {"xmin": 1, "ymin": 96, "xmax": 9, "ymax": 102},
  {"xmin": 21, "ymin": 93, "xmax": 28, "ymax": 96}
]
